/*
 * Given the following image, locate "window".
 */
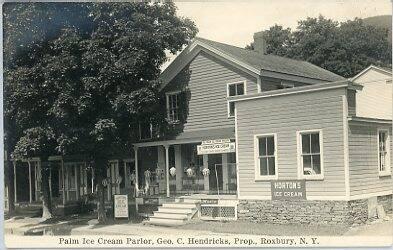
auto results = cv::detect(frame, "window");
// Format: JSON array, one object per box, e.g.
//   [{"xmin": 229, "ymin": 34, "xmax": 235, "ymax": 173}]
[
  {"xmin": 378, "ymin": 129, "xmax": 391, "ymax": 176},
  {"xmin": 227, "ymin": 81, "xmax": 246, "ymax": 117},
  {"xmin": 255, "ymin": 134, "xmax": 278, "ymax": 180},
  {"xmin": 139, "ymin": 122, "xmax": 158, "ymax": 140},
  {"xmin": 297, "ymin": 130, "xmax": 324, "ymax": 180},
  {"xmin": 166, "ymin": 92, "xmax": 180, "ymax": 122}
]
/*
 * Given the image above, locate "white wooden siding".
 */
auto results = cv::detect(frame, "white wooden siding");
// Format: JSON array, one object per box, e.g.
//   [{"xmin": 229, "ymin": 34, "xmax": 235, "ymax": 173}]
[
  {"xmin": 354, "ymin": 68, "xmax": 392, "ymax": 119},
  {"xmin": 236, "ymin": 88, "xmax": 347, "ymax": 198},
  {"xmin": 348, "ymin": 123, "xmax": 393, "ymax": 197},
  {"xmin": 164, "ymin": 51, "xmax": 259, "ymax": 133}
]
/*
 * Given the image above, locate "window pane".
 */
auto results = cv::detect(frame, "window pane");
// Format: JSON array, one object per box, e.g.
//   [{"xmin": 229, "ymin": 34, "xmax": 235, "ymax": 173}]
[
  {"xmin": 268, "ymin": 157, "xmax": 275, "ymax": 175},
  {"xmin": 266, "ymin": 136, "xmax": 275, "ymax": 155},
  {"xmin": 229, "ymin": 85, "xmax": 236, "ymax": 96},
  {"xmin": 236, "ymin": 83, "xmax": 244, "ymax": 95},
  {"xmin": 260, "ymin": 158, "xmax": 268, "ymax": 175},
  {"xmin": 311, "ymin": 133, "xmax": 320, "ymax": 153},
  {"xmin": 259, "ymin": 138, "xmax": 267, "ymax": 156},
  {"xmin": 229, "ymin": 102, "xmax": 235, "ymax": 116},
  {"xmin": 302, "ymin": 155, "xmax": 312, "ymax": 175},
  {"xmin": 302, "ymin": 134, "xmax": 310, "ymax": 154},
  {"xmin": 312, "ymin": 155, "xmax": 321, "ymax": 174}
]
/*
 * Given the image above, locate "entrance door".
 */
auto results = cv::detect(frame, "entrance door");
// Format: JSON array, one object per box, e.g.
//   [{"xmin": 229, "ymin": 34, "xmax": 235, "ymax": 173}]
[{"xmin": 208, "ymin": 154, "xmax": 223, "ymax": 192}]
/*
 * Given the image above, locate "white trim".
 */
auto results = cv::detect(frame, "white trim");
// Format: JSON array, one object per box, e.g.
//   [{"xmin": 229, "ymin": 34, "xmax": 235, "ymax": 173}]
[
  {"xmin": 254, "ymin": 133, "xmax": 278, "ymax": 181},
  {"xmin": 342, "ymin": 95, "xmax": 350, "ymax": 199},
  {"xmin": 377, "ymin": 128, "xmax": 391, "ymax": 176},
  {"xmin": 350, "ymin": 65, "xmax": 392, "ymax": 82},
  {"xmin": 296, "ymin": 129, "xmax": 324, "ymax": 180},
  {"xmin": 229, "ymin": 80, "xmax": 361, "ymax": 103},
  {"xmin": 165, "ymin": 90, "xmax": 181, "ymax": 123},
  {"xmin": 234, "ymin": 105, "xmax": 240, "ymax": 198},
  {"xmin": 349, "ymin": 190, "xmax": 393, "ymax": 200},
  {"xmin": 257, "ymin": 76, "xmax": 262, "ymax": 93},
  {"xmin": 348, "ymin": 116, "xmax": 392, "ymax": 125},
  {"xmin": 227, "ymin": 80, "xmax": 247, "ymax": 118}
]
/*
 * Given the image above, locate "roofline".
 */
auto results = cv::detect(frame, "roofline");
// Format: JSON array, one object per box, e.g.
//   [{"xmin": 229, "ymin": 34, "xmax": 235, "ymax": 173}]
[
  {"xmin": 228, "ymin": 80, "xmax": 362, "ymax": 103},
  {"xmin": 350, "ymin": 65, "xmax": 392, "ymax": 82},
  {"xmin": 159, "ymin": 38, "xmax": 340, "ymax": 91},
  {"xmin": 348, "ymin": 116, "xmax": 392, "ymax": 125}
]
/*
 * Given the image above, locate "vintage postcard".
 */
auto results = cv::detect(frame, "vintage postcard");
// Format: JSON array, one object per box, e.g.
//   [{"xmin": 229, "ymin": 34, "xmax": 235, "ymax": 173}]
[{"xmin": 1, "ymin": 0, "xmax": 393, "ymax": 249}]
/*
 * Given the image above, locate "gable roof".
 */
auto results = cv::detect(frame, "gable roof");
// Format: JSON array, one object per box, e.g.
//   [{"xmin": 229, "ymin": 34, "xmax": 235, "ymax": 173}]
[
  {"xmin": 350, "ymin": 65, "xmax": 392, "ymax": 82},
  {"xmin": 160, "ymin": 37, "xmax": 345, "ymax": 89}
]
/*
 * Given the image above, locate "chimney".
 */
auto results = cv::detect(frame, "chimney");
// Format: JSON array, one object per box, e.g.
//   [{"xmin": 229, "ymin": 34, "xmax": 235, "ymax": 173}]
[{"xmin": 253, "ymin": 31, "xmax": 267, "ymax": 54}]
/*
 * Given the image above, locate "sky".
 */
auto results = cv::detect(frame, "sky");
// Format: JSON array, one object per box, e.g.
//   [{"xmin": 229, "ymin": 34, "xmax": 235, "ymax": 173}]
[{"xmin": 163, "ymin": 0, "xmax": 392, "ymax": 68}]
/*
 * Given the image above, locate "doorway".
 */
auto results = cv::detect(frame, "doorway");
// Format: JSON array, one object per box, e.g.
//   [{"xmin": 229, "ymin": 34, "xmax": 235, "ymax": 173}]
[{"xmin": 208, "ymin": 154, "xmax": 223, "ymax": 192}]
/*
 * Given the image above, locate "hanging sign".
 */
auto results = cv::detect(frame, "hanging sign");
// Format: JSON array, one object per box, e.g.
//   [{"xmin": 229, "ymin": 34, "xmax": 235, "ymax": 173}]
[
  {"xmin": 197, "ymin": 139, "xmax": 235, "ymax": 155},
  {"xmin": 271, "ymin": 180, "xmax": 306, "ymax": 200},
  {"xmin": 113, "ymin": 194, "xmax": 129, "ymax": 218},
  {"xmin": 197, "ymin": 142, "xmax": 235, "ymax": 155}
]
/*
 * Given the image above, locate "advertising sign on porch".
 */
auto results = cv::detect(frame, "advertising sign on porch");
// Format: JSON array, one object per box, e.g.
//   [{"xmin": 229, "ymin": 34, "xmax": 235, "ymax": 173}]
[
  {"xmin": 271, "ymin": 180, "xmax": 306, "ymax": 200},
  {"xmin": 197, "ymin": 139, "xmax": 235, "ymax": 155},
  {"xmin": 113, "ymin": 194, "xmax": 129, "ymax": 218}
]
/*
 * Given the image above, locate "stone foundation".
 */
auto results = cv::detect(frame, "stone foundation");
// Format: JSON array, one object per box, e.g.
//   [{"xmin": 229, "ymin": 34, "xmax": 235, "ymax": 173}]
[
  {"xmin": 377, "ymin": 194, "xmax": 393, "ymax": 213},
  {"xmin": 237, "ymin": 199, "xmax": 368, "ymax": 225}
]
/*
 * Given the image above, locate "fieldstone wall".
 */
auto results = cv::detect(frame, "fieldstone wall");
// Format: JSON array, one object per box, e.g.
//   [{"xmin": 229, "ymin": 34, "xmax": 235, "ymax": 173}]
[
  {"xmin": 237, "ymin": 199, "xmax": 368, "ymax": 225},
  {"xmin": 377, "ymin": 194, "xmax": 393, "ymax": 213}
]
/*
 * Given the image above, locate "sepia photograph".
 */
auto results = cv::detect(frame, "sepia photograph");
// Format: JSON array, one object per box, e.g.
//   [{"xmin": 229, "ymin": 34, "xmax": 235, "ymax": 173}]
[{"xmin": 1, "ymin": 0, "xmax": 393, "ymax": 248}]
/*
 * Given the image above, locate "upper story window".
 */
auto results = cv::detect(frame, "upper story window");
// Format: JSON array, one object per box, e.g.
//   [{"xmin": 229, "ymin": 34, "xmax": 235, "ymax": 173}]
[
  {"xmin": 297, "ymin": 130, "xmax": 324, "ymax": 180},
  {"xmin": 255, "ymin": 134, "xmax": 278, "ymax": 180},
  {"xmin": 227, "ymin": 81, "xmax": 246, "ymax": 117},
  {"xmin": 139, "ymin": 122, "xmax": 153, "ymax": 140},
  {"xmin": 378, "ymin": 129, "xmax": 391, "ymax": 176},
  {"xmin": 166, "ymin": 91, "xmax": 180, "ymax": 123}
]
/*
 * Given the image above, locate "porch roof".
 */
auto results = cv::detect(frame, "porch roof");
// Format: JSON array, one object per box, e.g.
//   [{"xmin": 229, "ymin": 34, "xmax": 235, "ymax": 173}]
[{"xmin": 134, "ymin": 127, "xmax": 235, "ymax": 147}]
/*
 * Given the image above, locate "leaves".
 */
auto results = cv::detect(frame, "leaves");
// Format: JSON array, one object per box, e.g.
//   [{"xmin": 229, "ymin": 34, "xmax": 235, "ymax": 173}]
[{"xmin": 248, "ymin": 15, "xmax": 391, "ymax": 77}]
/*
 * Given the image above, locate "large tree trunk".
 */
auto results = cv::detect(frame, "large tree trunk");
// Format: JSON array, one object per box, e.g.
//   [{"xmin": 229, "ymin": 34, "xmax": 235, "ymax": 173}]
[
  {"xmin": 41, "ymin": 162, "xmax": 53, "ymax": 221},
  {"xmin": 7, "ymin": 160, "xmax": 15, "ymax": 215},
  {"xmin": 94, "ymin": 159, "xmax": 107, "ymax": 223}
]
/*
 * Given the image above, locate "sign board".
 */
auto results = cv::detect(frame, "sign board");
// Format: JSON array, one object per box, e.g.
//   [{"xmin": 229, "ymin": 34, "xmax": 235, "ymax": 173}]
[
  {"xmin": 200, "ymin": 199, "xmax": 218, "ymax": 204},
  {"xmin": 271, "ymin": 180, "xmax": 306, "ymax": 200},
  {"xmin": 113, "ymin": 194, "xmax": 129, "ymax": 218},
  {"xmin": 197, "ymin": 142, "xmax": 236, "ymax": 155},
  {"xmin": 202, "ymin": 139, "xmax": 231, "ymax": 145}
]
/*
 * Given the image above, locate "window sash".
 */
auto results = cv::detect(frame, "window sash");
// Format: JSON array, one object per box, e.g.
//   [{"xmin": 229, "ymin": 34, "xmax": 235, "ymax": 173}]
[
  {"xmin": 228, "ymin": 82, "xmax": 245, "ymax": 97},
  {"xmin": 300, "ymin": 132, "xmax": 322, "ymax": 176},
  {"xmin": 257, "ymin": 136, "xmax": 276, "ymax": 176},
  {"xmin": 378, "ymin": 131, "xmax": 389, "ymax": 172},
  {"xmin": 167, "ymin": 93, "xmax": 180, "ymax": 122}
]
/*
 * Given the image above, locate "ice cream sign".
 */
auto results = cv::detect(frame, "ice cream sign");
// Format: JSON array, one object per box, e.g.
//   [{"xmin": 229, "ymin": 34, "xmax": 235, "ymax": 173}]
[{"xmin": 197, "ymin": 139, "xmax": 236, "ymax": 155}]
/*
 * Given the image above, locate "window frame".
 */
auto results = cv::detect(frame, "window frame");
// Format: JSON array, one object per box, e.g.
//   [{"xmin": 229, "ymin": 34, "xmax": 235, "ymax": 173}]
[
  {"xmin": 139, "ymin": 122, "xmax": 153, "ymax": 141},
  {"xmin": 377, "ymin": 128, "xmax": 391, "ymax": 177},
  {"xmin": 297, "ymin": 129, "xmax": 324, "ymax": 180},
  {"xmin": 165, "ymin": 90, "xmax": 181, "ymax": 123},
  {"xmin": 254, "ymin": 133, "xmax": 278, "ymax": 181},
  {"xmin": 227, "ymin": 80, "xmax": 247, "ymax": 118}
]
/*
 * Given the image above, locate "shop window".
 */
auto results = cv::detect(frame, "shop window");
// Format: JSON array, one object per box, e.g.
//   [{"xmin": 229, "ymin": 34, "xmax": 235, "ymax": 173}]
[
  {"xmin": 255, "ymin": 134, "xmax": 277, "ymax": 180},
  {"xmin": 378, "ymin": 129, "xmax": 391, "ymax": 176},
  {"xmin": 227, "ymin": 81, "xmax": 246, "ymax": 117},
  {"xmin": 297, "ymin": 130, "xmax": 324, "ymax": 180},
  {"xmin": 166, "ymin": 91, "xmax": 180, "ymax": 123}
]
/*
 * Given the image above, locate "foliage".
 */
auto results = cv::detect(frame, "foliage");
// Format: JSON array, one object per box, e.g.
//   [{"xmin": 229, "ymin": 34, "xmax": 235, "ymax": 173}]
[{"xmin": 247, "ymin": 15, "xmax": 392, "ymax": 77}]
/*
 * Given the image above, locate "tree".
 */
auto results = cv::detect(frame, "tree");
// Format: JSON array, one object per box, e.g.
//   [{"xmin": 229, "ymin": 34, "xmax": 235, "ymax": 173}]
[
  {"xmin": 4, "ymin": 2, "xmax": 197, "ymax": 223},
  {"xmin": 247, "ymin": 15, "xmax": 392, "ymax": 77}
]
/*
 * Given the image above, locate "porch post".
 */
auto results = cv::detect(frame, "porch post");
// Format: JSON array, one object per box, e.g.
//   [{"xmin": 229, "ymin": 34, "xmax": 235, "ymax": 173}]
[
  {"xmin": 164, "ymin": 145, "xmax": 170, "ymax": 198},
  {"xmin": 49, "ymin": 164, "xmax": 52, "ymax": 201},
  {"xmin": 123, "ymin": 161, "xmax": 128, "ymax": 189},
  {"xmin": 203, "ymin": 155, "xmax": 209, "ymax": 192},
  {"xmin": 61, "ymin": 159, "xmax": 66, "ymax": 204},
  {"xmin": 75, "ymin": 165, "xmax": 80, "ymax": 200},
  {"xmin": 28, "ymin": 161, "xmax": 33, "ymax": 203},
  {"xmin": 134, "ymin": 147, "xmax": 139, "ymax": 197},
  {"xmin": 174, "ymin": 145, "xmax": 183, "ymax": 191},
  {"xmin": 222, "ymin": 153, "xmax": 229, "ymax": 192},
  {"xmin": 13, "ymin": 160, "xmax": 17, "ymax": 203}
]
